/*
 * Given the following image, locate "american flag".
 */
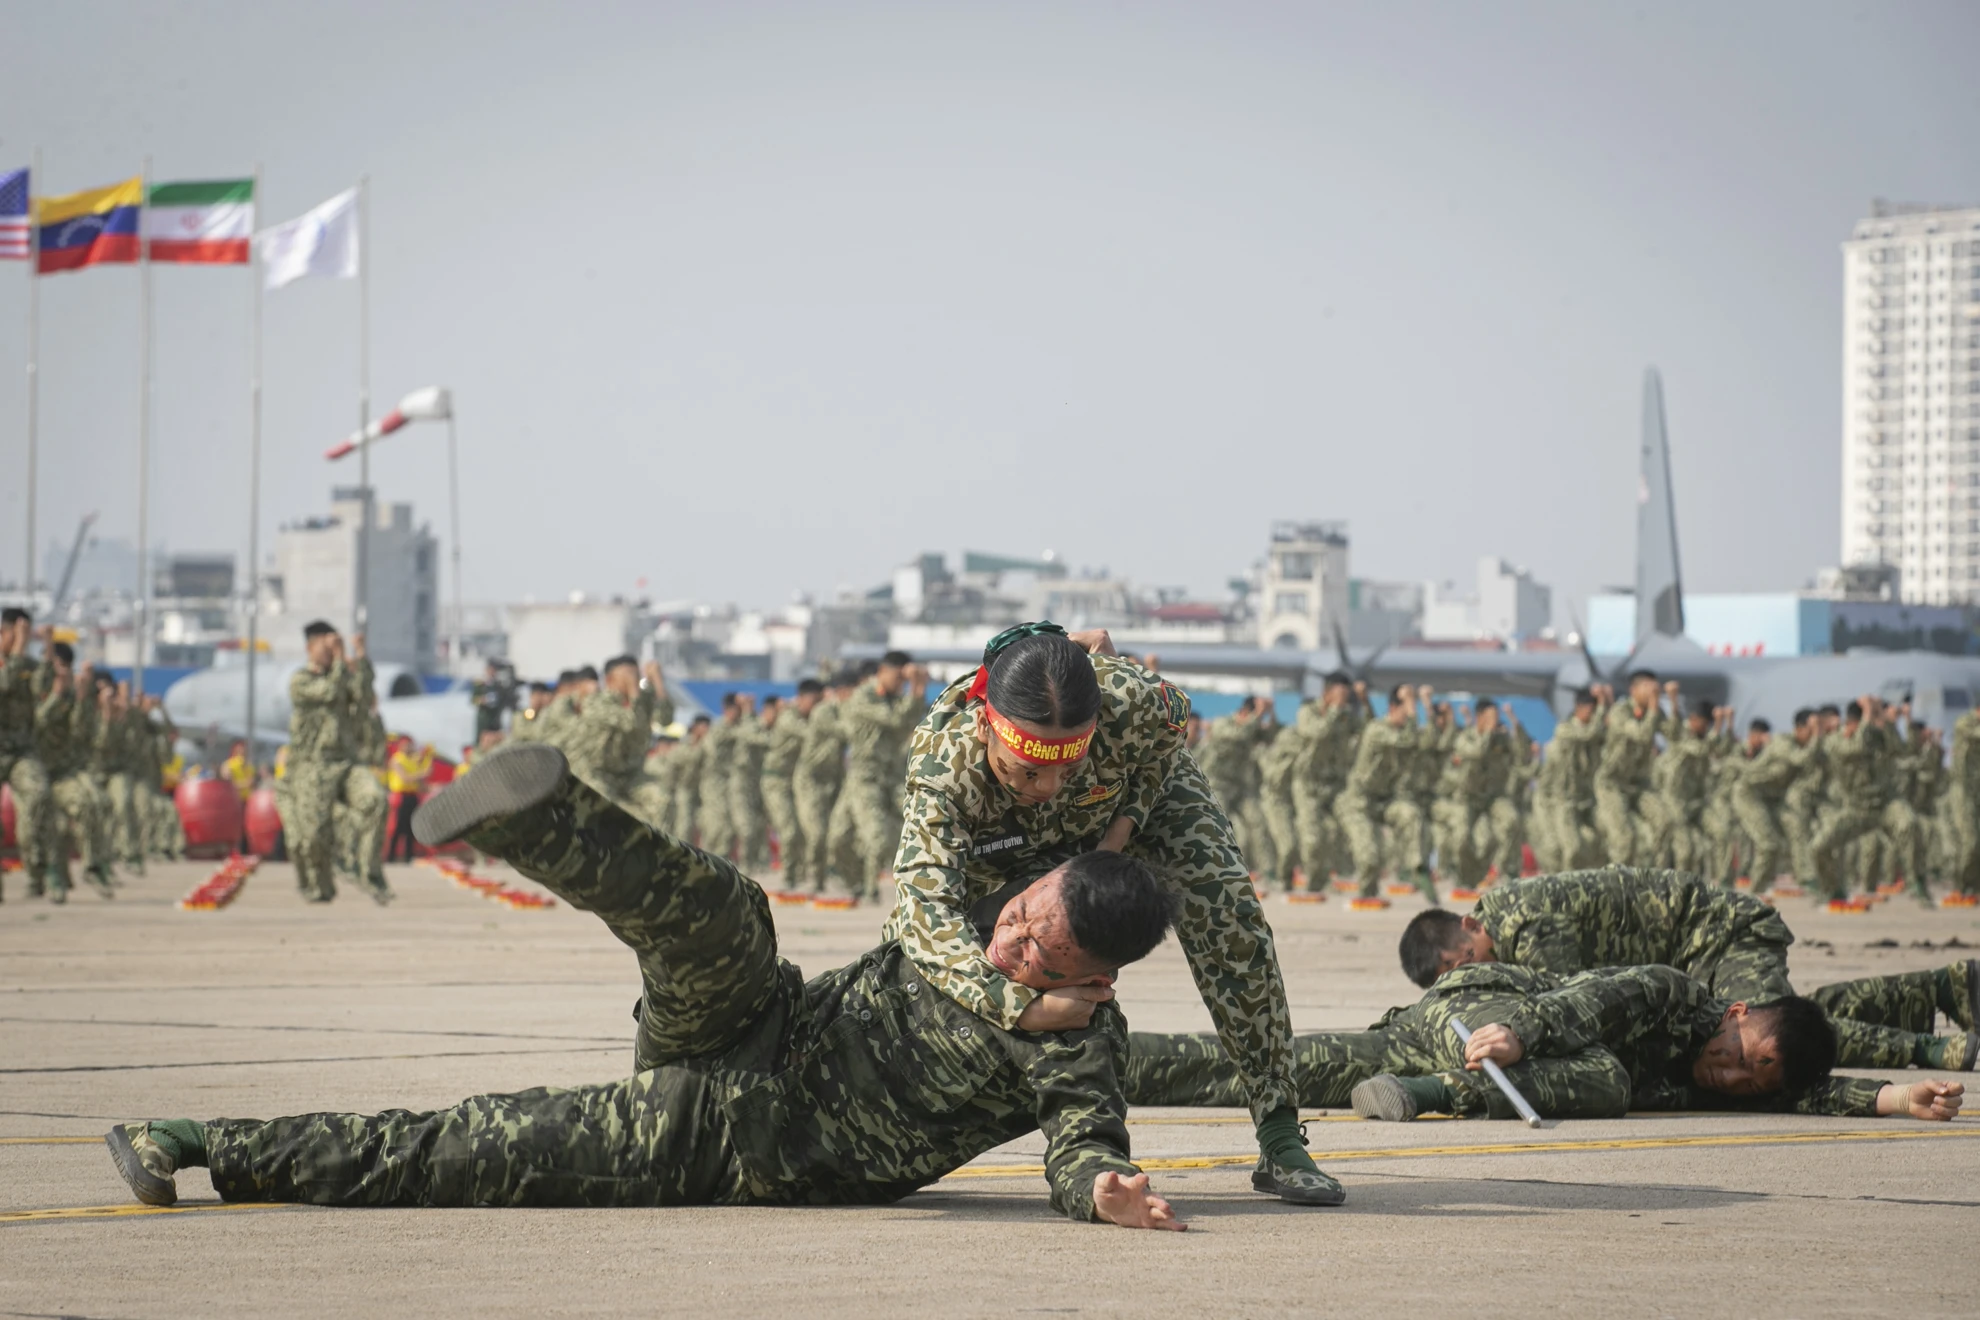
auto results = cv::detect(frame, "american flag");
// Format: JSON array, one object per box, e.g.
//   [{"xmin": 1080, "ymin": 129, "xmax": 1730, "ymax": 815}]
[{"xmin": 0, "ymin": 168, "xmax": 28, "ymax": 260}]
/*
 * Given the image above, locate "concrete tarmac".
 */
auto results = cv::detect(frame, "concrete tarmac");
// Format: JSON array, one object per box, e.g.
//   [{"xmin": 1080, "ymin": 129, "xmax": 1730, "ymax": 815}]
[{"xmin": 3, "ymin": 860, "xmax": 1976, "ymax": 1317}]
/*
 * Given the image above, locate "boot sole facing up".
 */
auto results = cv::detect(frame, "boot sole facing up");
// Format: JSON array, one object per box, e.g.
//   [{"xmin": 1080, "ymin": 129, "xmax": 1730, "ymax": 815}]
[{"xmin": 413, "ymin": 744, "xmax": 570, "ymax": 847}]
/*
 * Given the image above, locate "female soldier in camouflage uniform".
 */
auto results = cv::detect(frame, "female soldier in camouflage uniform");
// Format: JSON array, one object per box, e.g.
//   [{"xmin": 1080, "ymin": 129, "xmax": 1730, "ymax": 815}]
[{"xmin": 884, "ymin": 622, "xmax": 1341, "ymax": 1205}]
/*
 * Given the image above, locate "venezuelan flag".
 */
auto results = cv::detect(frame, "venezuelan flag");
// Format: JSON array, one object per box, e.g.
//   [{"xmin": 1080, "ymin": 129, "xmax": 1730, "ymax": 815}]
[{"xmin": 36, "ymin": 177, "xmax": 142, "ymax": 274}]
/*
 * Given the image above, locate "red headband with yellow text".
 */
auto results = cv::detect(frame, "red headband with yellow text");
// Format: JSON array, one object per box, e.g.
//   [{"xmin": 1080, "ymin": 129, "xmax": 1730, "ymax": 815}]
[{"xmin": 968, "ymin": 666, "xmax": 1095, "ymax": 766}]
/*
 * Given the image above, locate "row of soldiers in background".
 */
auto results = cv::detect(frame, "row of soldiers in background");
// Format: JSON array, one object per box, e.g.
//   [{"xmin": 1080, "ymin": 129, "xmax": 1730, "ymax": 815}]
[
  {"xmin": 1195, "ymin": 666, "xmax": 1980, "ymax": 905},
  {"xmin": 0, "ymin": 609, "xmax": 188, "ymax": 904},
  {"xmin": 507, "ymin": 650, "xmax": 929, "ymax": 900}
]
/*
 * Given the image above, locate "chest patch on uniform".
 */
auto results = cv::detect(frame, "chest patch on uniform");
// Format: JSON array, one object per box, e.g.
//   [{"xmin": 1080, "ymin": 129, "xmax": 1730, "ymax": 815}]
[
  {"xmin": 1073, "ymin": 782, "xmax": 1120, "ymax": 807},
  {"xmin": 973, "ymin": 832, "xmax": 1028, "ymax": 859}
]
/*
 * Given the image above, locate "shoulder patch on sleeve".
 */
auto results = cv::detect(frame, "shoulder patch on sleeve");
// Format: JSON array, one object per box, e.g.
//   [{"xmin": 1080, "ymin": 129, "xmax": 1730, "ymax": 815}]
[{"xmin": 1156, "ymin": 680, "xmax": 1191, "ymax": 732}]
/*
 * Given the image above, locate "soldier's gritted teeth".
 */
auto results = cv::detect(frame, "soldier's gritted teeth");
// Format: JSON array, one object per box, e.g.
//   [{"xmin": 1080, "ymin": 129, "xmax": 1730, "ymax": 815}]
[
  {"xmin": 984, "ymin": 872, "xmax": 1113, "ymax": 990},
  {"xmin": 977, "ymin": 714, "xmax": 1098, "ymax": 806},
  {"xmin": 1689, "ymin": 1004, "xmax": 1786, "ymax": 1097}
]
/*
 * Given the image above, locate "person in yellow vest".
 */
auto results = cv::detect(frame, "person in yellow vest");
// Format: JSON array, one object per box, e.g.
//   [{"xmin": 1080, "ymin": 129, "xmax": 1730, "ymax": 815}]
[
  {"xmin": 221, "ymin": 740, "xmax": 255, "ymax": 803},
  {"xmin": 385, "ymin": 737, "xmax": 434, "ymax": 863}
]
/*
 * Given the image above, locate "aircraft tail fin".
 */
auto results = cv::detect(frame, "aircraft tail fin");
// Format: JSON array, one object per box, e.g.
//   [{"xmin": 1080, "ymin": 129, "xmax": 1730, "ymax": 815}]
[{"xmin": 1636, "ymin": 367, "xmax": 1685, "ymax": 641}]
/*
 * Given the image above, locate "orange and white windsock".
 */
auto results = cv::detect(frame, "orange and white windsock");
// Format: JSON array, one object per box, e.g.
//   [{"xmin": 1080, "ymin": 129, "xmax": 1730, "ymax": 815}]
[{"xmin": 326, "ymin": 386, "xmax": 452, "ymax": 461}]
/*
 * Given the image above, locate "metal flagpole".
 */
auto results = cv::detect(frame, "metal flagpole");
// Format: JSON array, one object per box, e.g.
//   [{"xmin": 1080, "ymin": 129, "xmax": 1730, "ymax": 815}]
[
  {"xmin": 245, "ymin": 163, "xmax": 263, "ymax": 758},
  {"xmin": 24, "ymin": 146, "xmax": 40, "ymax": 600},
  {"xmin": 354, "ymin": 174, "xmax": 369, "ymax": 640},
  {"xmin": 446, "ymin": 409, "xmax": 463, "ymax": 675},
  {"xmin": 133, "ymin": 155, "xmax": 152, "ymax": 698}
]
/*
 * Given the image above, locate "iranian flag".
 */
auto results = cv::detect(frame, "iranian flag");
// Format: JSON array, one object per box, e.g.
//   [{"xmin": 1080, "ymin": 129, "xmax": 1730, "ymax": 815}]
[{"xmin": 145, "ymin": 178, "xmax": 254, "ymax": 264}]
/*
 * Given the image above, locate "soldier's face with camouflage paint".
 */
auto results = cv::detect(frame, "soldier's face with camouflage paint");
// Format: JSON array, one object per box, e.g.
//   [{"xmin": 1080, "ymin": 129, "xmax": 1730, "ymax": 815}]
[
  {"xmin": 1430, "ymin": 915, "xmax": 1499, "ymax": 979},
  {"xmin": 976, "ymin": 712, "xmax": 1099, "ymax": 806},
  {"xmin": 1690, "ymin": 1003, "xmax": 1786, "ymax": 1097},
  {"xmin": 985, "ymin": 872, "xmax": 1116, "ymax": 989}
]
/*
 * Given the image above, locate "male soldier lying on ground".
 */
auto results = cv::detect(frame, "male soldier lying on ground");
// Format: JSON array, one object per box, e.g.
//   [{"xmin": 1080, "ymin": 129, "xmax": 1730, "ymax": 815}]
[
  {"xmin": 1123, "ymin": 962, "xmax": 1965, "ymax": 1123},
  {"xmin": 104, "ymin": 745, "xmax": 1195, "ymax": 1229},
  {"xmin": 1397, "ymin": 868, "xmax": 1978, "ymax": 1075}
]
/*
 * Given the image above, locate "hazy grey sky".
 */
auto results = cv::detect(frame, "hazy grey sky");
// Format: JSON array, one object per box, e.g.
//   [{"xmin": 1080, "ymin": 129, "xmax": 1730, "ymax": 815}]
[{"xmin": 4, "ymin": 1, "xmax": 1978, "ymax": 621}]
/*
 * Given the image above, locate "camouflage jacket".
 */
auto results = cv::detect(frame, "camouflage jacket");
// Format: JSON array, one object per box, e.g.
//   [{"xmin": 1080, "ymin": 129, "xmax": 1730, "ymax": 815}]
[
  {"xmin": 1443, "ymin": 725, "xmax": 1513, "ymax": 803},
  {"xmin": 1596, "ymin": 700, "xmax": 1669, "ymax": 791},
  {"xmin": 1293, "ymin": 701, "xmax": 1360, "ymax": 788},
  {"xmin": 563, "ymin": 685, "xmax": 670, "ymax": 790},
  {"xmin": 88, "ymin": 698, "xmax": 127, "ymax": 776},
  {"xmin": 1541, "ymin": 714, "xmax": 1603, "ymax": 805},
  {"xmin": 1659, "ymin": 727, "xmax": 1724, "ymax": 814},
  {"xmin": 1474, "ymin": 868, "xmax": 1791, "ymax": 974},
  {"xmin": 885, "ymin": 654, "xmax": 1192, "ymax": 1029},
  {"xmin": 1342, "ymin": 717, "xmax": 1416, "ymax": 801},
  {"xmin": 287, "ymin": 658, "xmax": 374, "ymax": 766},
  {"xmin": 1256, "ymin": 723, "xmax": 1297, "ymax": 794},
  {"xmin": 1416, "ymin": 964, "xmax": 1879, "ymax": 1117},
  {"xmin": 762, "ymin": 708, "xmax": 807, "ymax": 780},
  {"xmin": 1195, "ymin": 715, "xmax": 1257, "ymax": 805},
  {"xmin": 1820, "ymin": 722, "xmax": 1893, "ymax": 814},
  {"xmin": 796, "ymin": 700, "xmax": 847, "ymax": 785},
  {"xmin": 1404, "ymin": 722, "xmax": 1453, "ymax": 801},
  {"xmin": 508, "ymin": 706, "xmax": 548, "ymax": 744},
  {"xmin": 0, "ymin": 653, "xmax": 42, "ymax": 756},
  {"xmin": 34, "ymin": 677, "xmax": 97, "ymax": 779},
  {"xmin": 537, "ymin": 693, "xmax": 583, "ymax": 746},
  {"xmin": 1738, "ymin": 735, "xmax": 1809, "ymax": 803},
  {"xmin": 841, "ymin": 678, "xmax": 923, "ymax": 783},
  {"xmin": 1954, "ymin": 710, "xmax": 1980, "ymax": 794},
  {"xmin": 719, "ymin": 942, "xmax": 1138, "ymax": 1220},
  {"xmin": 730, "ymin": 717, "xmax": 770, "ymax": 796}
]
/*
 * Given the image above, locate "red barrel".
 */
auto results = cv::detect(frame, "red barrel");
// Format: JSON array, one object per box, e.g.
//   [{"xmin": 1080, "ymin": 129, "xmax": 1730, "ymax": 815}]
[
  {"xmin": 1, "ymin": 783, "xmax": 15, "ymax": 851},
  {"xmin": 176, "ymin": 779, "xmax": 246, "ymax": 857},
  {"xmin": 244, "ymin": 786, "xmax": 283, "ymax": 858}
]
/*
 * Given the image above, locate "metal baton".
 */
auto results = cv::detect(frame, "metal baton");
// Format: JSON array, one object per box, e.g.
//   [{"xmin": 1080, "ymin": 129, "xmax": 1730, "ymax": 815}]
[{"xmin": 1449, "ymin": 1016, "xmax": 1545, "ymax": 1129}]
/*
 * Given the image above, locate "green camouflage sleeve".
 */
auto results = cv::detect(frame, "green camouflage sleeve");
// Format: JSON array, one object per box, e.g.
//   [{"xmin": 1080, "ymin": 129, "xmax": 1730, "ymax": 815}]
[
  {"xmin": 1503, "ymin": 964, "xmax": 1708, "ymax": 1059},
  {"xmin": 891, "ymin": 783, "xmax": 1037, "ymax": 1029},
  {"xmin": 350, "ymin": 657, "xmax": 376, "ymax": 708},
  {"xmin": 645, "ymin": 685, "xmax": 674, "ymax": 731},
  {"xmin": 288, "ymin": 659, "xmax": 344, "ymax": 710},
  {"xmin": 1014, "ymin": 1007, "xmax": 1141, "ymax": 1222}
]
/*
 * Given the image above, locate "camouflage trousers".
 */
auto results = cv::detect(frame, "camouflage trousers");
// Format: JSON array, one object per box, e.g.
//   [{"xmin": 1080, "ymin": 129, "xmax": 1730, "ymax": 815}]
[
  {"xmin": 667, "ymin": 786, "xmax": 699, "ymax": 846},
  {"xmin": 1291, "ymin": 778, "xmax": 1345, "ymax": 888},
  {"xmin": 1950, "ymin": 787, "xmax": 1980, "ymax": 895},
  {"xmin": 761, "ymin": 774, "xmax": 805, "ymax": 888},
  {"xmin": 731, "ymin": 779, "xmax": 769, "ymax": 872},
  {"xmin": 1258, "ymin": 781, "xmax": 1299, "ymax": 888},
  {"xmin": 1701, "ymin": 796, "xmax": 1741, "ymax": 887},
  {"xmin": 1233, "ymin": 793, "xmax": 1276, "ymax": 878},
  {"xmin": 97, "ymin": 772, "xmax": 143, "ymax": 866},
  {"xmin": 826, "ymin": 771, "xmax": 898, "ymax": 899},
  {"xmin": 145, "ymin": 783, "xmax": 186, "ymax": 859},
  {"xmin": 1594, "ymin": 782, "xmax": 1670, "ymax": 867},
  {"xmin": 697, "ymin": 783, "xmax": 736, "ymax": 861},
  {"xmin": 792, "ymin": 773, "xmax": 839, "ymax": 893},
  {"xmin": 42, "ymin": 770, "xmax": 110, "ymax": 882},
  {"xmin": 207, "ymin": 771, "xmax": 785, "ymax": 1209},
  {"xmin": 1811, "ymin": 805, "xmax": 1908, "ymax": 900},
  {"xmin": 1334, "ymin": 790, "xmax": 1429, "ymax": 899},
  {"xmin": 1807, "ymin": 963, "xmax": 1974, "ymax": 1046},
  {"xmin": 287, "ymin": 762, "xmax": 387, "ymax": 900},
  {"xmin": 1732, "ymin": 789, "xmax": 1788, "ymax": 892},
  {"xmin": 1660, "ymin": 799, "xmax": 1711, "ymax": 878},
  {"xmin": 1430, "ymin": 796, "xmax": 1494, "ymax": 888},
  {"xmin": 1, "ymin": 752, "xmax": 51, "ymax": 874}
]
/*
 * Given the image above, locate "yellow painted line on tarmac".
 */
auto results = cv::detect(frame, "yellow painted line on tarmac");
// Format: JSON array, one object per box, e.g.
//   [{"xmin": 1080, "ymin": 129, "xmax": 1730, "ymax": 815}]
[
  {"xmin": 942, "ymin": 1123, "xmax": 1980, "ymax": 1180},
  {"xmin": 0, "ymin": 1136, "xmax": 101, "ymax": 1145},
  {"xmin": 0, "ymin": 1201, "xmax": 289, "ymax": 1224},
  {"xmin": 1128, "ymin": 1113, "xmax": 1454, "ymax": 1127}
]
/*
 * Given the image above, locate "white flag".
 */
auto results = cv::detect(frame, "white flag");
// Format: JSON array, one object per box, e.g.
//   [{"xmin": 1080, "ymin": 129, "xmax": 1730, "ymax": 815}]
[{"xmin": 257, "ymin": 187, "xmax": 359, "ymax": 290}]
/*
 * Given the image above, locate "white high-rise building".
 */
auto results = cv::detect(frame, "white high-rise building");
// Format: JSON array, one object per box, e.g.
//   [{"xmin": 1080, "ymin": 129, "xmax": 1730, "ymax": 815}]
[{"xmin": 1839, "ymin": 201, "xmax": 1980, "ymax": 604}]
